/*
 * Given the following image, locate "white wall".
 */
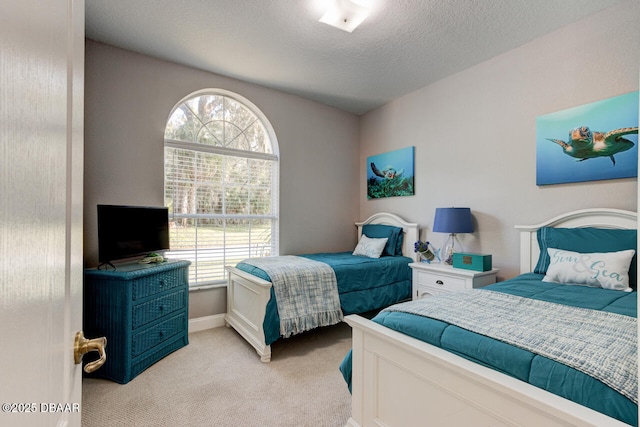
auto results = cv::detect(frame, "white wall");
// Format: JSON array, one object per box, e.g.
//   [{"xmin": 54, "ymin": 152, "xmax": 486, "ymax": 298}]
[
  {"xmin": 84, "ymin": 41, "xmax": 360, "ymax": 317},
  {"xmin": 359, "ymin": 1, "xmax": 639, "ymax": 279}
]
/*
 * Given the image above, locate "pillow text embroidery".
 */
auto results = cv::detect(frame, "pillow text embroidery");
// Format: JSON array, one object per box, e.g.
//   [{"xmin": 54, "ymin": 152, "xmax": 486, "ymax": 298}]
[{"xmin": 549, "ymin": 250, "xmax": 624, "ymax": 284}]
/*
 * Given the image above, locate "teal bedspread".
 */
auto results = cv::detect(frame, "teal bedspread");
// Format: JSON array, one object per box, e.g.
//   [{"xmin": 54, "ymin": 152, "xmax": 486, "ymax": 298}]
[
  {"xmin": 236, "ymin": 252, "xmax": 412, "ymax": 345},
  {"xmin": 339, "ymin": 273, "xmax": 638, "ymax": 426}
]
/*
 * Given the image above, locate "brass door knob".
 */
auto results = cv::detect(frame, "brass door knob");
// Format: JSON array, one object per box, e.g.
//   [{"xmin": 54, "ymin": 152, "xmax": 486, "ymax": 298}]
[{"xmin": 74, "ymin": 331, "xmax": 107, "ymax": 373}]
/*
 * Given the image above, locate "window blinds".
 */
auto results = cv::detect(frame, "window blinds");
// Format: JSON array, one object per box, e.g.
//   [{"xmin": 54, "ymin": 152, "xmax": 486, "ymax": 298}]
[{"xmin": 165, "ymin": 146, "xmax": 277, "ymax": 286}]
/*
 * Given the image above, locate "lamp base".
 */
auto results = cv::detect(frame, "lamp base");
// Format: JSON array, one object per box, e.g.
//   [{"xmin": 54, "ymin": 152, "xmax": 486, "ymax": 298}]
[{"xmin": 442, "ymin": 234, "xmax": 461, "ymax": 265}]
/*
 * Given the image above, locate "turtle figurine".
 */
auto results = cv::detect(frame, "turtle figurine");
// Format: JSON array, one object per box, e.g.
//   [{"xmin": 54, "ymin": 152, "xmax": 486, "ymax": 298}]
[{"xmin": 547, "ymin": 126, "xmax": 637, "ymax": 165}]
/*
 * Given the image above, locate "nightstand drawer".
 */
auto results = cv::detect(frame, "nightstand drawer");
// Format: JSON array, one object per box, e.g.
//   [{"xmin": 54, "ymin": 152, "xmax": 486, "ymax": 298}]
[
  {"xmin": 132, "ymin": 289, "xmax": 187, "ymax": 329},
  {"xmin": 410, "ymin": 262, "xmax": 499, "ymax": 301},
  {"xmin": 416, "ymin": 271, "xmax": 466, "ymax": 292}
]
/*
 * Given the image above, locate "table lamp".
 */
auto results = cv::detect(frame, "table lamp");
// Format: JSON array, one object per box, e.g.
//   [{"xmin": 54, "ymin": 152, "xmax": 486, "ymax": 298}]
[{"xmin": 433, "ymin": 207, "xmax": 473, "ymax": 265}]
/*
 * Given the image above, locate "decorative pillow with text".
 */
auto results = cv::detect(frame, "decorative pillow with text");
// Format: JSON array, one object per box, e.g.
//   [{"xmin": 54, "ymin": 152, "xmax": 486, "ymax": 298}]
[{"xmin": 542, "ymin": 248, "xmax": 635, "ymax": 292}]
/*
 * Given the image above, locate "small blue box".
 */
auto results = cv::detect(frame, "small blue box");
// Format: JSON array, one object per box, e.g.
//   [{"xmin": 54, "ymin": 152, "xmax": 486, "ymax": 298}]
[{"xmin": 452, "ymin": 253, "xmax": 492, "ymax": 272}]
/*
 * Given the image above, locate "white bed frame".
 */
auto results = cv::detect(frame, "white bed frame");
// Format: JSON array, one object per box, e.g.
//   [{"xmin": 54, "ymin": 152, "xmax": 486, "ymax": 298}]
[
  {"xmin": 225, "ymin": 212, "xmax": 419, "ymax": 362},
  {"xmin": 345, "ymin": 208, "xmax": 637, "ymax": 427}
]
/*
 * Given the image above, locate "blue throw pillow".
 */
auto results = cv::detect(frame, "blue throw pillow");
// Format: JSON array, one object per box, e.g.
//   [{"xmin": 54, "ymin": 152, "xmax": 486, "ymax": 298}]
[
  {"xmin": 362, "ymin": 224, "xmax": 403, "ymax": 256},
  {"xmin": 395, "ymin": 231, "xmax": 404, "ymax": 256},
  {"xmin": 534, "ymin": 227, "xmax": 637, "ymax": 286}
]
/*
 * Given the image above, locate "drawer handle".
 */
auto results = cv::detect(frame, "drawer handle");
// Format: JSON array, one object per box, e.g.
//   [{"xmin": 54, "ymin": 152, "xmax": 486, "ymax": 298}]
[
  {"xmin": 159, "ymin": 331, "xmax": 164, "ymax": 338},
  {"xmin": 418, "ymin": 291, "xmax": 434, "ymax": 299},
  {"xmin": 436, "ymin": 280, "xmax": 444, "ymax": 285},
  {"xmin": 159, "ymin": 305, "xmax": 164, "ymax": 312}
]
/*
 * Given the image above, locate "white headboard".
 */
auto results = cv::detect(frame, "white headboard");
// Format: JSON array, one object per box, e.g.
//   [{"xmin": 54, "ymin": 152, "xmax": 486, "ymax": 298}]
[
  {"xmin": 356, "ymin": 212, "xmax": 419, "ymax": 262},
  {"xmin": 515, "ymin": 208, "xmax": 637, "ymax": 274}
]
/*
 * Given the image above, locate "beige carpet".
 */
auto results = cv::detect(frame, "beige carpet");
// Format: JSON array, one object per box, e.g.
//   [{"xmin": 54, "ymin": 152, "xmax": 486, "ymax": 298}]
[{"xmin": 82, "ymin": 322, "xmax": 353, "ymax": 427}]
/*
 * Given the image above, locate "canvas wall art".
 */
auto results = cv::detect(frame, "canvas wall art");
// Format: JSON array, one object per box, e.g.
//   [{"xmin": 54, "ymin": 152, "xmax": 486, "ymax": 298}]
[
  {"xmin": 367, "ymin": 146, "xmax": 414, "ymax": 199},
  {"xmin": 536, "ymin": 91, "xmax": 638, "ymax": 185}
]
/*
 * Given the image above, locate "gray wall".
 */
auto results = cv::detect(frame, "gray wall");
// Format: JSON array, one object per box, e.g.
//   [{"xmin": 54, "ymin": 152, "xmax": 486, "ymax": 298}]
[
  {"xmin": 84, "ymin": 41, "xmax": 360, "ymax": 317},
  {"xmin": 359, "ymin": 1, "xmax": 639, "ymax": 280}
]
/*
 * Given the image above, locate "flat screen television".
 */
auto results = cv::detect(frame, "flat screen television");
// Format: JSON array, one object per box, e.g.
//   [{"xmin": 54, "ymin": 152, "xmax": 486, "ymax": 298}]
[{"xmin": 97, "ymin": 204, "xmax": 170, "ymax": 264}]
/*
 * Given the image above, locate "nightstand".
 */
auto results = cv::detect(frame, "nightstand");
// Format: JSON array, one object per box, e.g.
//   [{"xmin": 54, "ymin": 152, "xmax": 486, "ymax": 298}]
[{"xmin": 410, "ymin": 262, "xmax": 498, "ymax": 300}]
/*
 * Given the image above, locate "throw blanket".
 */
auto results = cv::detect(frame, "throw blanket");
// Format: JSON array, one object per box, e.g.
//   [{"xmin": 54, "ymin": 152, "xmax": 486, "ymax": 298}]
[
  {"xmin": 241, "ymin": 256, "xmax": 343, "ymax": 338},
  {"xmin": 384, "ymin": 289, "xmax": 638, "ymax": 403}
]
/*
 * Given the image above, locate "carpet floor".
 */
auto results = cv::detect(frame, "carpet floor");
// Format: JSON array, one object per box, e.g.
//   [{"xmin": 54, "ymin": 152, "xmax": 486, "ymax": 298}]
[{"xmin": 82, "ymin": 322, "xmax": 353, "ymax": 427}]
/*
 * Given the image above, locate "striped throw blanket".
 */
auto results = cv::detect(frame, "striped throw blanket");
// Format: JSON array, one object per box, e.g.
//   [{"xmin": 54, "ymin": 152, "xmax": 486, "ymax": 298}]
[
  {"xmin": 384, "ymin": 289, "xmax": 638, "ymax": 403},
  {"xmin": 241, "ymin": 256, "xmax": 343, "ymax": 338}
]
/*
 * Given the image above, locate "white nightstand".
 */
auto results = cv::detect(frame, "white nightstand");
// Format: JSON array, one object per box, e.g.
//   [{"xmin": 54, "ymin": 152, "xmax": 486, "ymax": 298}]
[{"xmin": 410, "ymin": 262, "xmax": 499, "ymax": 300}]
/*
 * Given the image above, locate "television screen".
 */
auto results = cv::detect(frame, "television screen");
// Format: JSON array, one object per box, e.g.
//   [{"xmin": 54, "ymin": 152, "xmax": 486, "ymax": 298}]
[{"xmin": 97, "ymin": 204, "xmax": 170, "ymax": 263}]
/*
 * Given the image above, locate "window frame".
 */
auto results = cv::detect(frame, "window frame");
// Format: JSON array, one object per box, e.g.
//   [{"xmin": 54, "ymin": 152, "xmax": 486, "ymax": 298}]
[{"xmin": 164, "ymin": 88, "xmax": 279, "ymax": 289}]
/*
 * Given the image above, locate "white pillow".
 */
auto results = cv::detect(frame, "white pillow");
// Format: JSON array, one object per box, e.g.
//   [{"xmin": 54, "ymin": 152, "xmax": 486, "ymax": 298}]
[
  {"xmin": 352, "ymin": 235, "xmax": 388, "ymax": 259},
  {"xmin": 542, "ymin": 248, "xmax": 636, "ymax": 291}
]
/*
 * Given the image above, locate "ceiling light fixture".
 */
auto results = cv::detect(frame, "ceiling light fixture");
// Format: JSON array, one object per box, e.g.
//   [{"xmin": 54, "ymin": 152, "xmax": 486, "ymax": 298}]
[{"xmin": 319, "ymin": 0, "xmax": 370, "ymax": 33}]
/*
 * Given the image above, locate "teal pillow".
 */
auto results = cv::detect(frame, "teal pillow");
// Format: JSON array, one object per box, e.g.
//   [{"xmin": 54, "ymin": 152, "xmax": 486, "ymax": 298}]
[
  {"xmin": 395, "ymin": 231, "xmax": 404, "ymax": 256},
  {"xmin": 534, "ymin": 227, "xmax": 637, "ymax": 286},
  {"xmin": 362, "ymin": 224, "xmax": 403, "ymax": 256}
]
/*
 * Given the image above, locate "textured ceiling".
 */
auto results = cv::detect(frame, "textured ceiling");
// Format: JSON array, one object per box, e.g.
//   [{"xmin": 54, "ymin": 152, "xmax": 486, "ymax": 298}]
[{"xmin": 85, "ymin": 0, "xmax": 624, "ymax": 115}]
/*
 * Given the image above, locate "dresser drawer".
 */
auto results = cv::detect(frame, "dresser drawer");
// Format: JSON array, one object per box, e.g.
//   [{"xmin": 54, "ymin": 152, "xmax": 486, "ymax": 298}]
[
  {"xmin": 132, "ymin": 267, "xmax": 185, "ymax": 300},
  {"xmin": 132, "ymin": 312, "xmax": 186, "ymax": 357},
  {"xmin": 416, "ymin": 271, "xmax": 466, "ymax": 292},
  {"xmin": 132, "ymin": 289, "xmax": 187, "ymax": 329}
]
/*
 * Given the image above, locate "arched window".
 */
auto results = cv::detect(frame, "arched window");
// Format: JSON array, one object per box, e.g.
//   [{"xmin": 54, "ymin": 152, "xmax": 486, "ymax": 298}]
[{"xmin": 164, "ymin": 89, "xmax": 279, "ymax": 287}]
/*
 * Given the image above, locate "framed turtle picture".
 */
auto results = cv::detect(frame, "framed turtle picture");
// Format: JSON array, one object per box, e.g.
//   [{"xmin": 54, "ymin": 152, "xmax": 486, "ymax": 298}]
[
  {"xmin": 536, "ymin": 91, "xmax": 638, "ymax": 185},
  {"xmin": 367, "ymin": 146, "xmax": 415, "ymax": 199}
]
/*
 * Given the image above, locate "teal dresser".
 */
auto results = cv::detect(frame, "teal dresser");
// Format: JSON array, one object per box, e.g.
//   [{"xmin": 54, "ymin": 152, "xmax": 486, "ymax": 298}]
[{"xmin": 83, "ymin": 260, "xmax": 190, "ymax": 384}]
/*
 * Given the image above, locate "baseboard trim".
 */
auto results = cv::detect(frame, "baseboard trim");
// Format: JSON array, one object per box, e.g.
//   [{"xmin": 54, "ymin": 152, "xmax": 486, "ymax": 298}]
[
  {"xmin": 188, "ymin": 314, "xmax": 226, "ymax": 334},
  {"xmin": 344, "ymin": 418, "xmax": 360, "ymax": 427}
]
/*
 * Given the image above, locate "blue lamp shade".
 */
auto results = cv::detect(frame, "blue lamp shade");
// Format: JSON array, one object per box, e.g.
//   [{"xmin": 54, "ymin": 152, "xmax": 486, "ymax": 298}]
[{"xmin": 432, "ymin": 207, "xmax": 474, "ymax": 234}]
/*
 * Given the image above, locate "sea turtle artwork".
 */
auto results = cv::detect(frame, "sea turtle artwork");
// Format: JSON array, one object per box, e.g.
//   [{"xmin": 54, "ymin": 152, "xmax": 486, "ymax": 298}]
[
  {"xmin": 370, "ymin": 162, "xmax": 404, "ymax": 179},
  {"xmin": 367, "ymin": 146, "xmax": 415, "ymax": 198},
  {"xmin": 368, "ymin": 162, "xmax": 412, "ymax": 199},
  {"xmin": 547, "ymin": 126, "xmax": 638, "ymax": 165}
]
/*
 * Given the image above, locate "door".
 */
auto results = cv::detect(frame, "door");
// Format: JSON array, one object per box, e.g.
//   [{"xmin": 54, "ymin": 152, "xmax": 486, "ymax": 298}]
[{"xmin": 0, "ymin": 1, "xmax": 85, "ymax": 426}]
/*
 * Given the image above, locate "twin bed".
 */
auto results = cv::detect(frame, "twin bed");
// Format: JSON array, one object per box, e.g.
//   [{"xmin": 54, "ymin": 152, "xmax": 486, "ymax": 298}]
[
  {"xmin": 225, "ymin": 212, "xmax": 418, "ymax": 362},
  {"xmin": 342, "ymin": 208, "xmax": 637, "ymax": 427}
]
